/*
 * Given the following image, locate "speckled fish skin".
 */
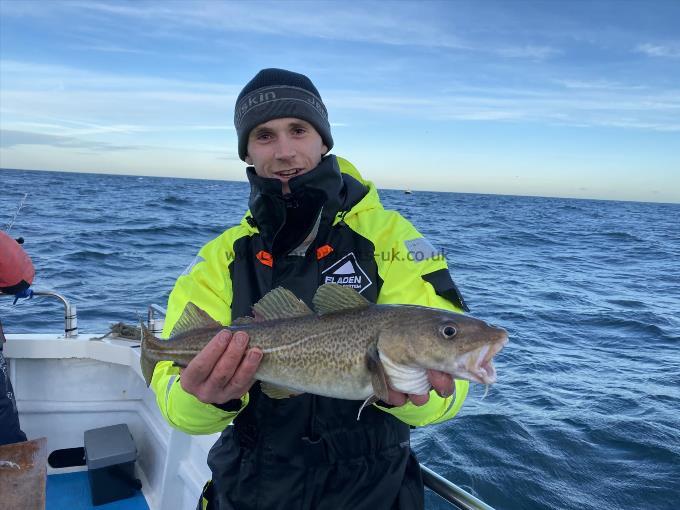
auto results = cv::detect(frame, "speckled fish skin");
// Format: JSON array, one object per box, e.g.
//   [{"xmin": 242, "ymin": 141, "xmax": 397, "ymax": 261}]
[{"xmin": 140, "ymin": 286, "xmax": 508, "ymax": 399}]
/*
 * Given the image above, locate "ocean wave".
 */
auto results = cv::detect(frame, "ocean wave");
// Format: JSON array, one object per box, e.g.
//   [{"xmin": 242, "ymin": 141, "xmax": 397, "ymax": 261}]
[
  {"xmin": 162, "ymin": 195, "xmax": 192, "ymax": 205},
  {"xmin": 581, "ymin": 313, "xmax": 674, "ymax": 341},
  {"xmin": 62, "ymin": 250, "xmax": 111, "ymax": 261},
  {"xmin": 589, "ymin": 231, "xmax": 645, "ymax": 242},
  {"xmin": 605, "ymin": 298, "xmax": 648, "ymax": 309},
  {"xmin": 494, "ymin": 231, "xmax": 566, "ymax": 246}
]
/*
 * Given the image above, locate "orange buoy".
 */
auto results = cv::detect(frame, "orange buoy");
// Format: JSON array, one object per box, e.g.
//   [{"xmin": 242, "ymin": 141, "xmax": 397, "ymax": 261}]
[{"xmin": 0, "ymin": 231, "xmax": 35, "ymax": 294}]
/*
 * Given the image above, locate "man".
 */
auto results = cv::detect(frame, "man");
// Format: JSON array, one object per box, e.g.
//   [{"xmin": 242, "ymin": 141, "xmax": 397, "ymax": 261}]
[
  {"xmin": 151, "ymin": 69, "xmax": 471, "ymax": 510},
  {"xmin": 0, "ymin": 231, "xmax": 35, "ymax": 445}
]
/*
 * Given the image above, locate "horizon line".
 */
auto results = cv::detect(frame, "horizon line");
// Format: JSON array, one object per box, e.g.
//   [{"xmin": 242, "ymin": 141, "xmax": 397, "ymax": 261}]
[{"xmin": 1, "ymin": 166, "xmax": 677, "ymax": 206}]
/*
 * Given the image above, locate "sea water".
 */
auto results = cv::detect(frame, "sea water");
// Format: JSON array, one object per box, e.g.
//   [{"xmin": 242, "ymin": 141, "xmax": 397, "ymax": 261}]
[{"xmin": 1, "ymin": 168, "xmax": 678, "ymax": 510}]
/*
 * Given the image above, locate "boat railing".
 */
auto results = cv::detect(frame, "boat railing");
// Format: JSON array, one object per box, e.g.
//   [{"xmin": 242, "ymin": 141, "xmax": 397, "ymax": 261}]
[
  {"xmin": 147, "ymin": 304, "xmax": 166, "ymax": 336},
  {"xmin": 421, "ymin": 464, "xmax": 495, "ymax": 509},
  {"xmin": 1, "ymin": 289, "xmax": 78, "ymax": 338}
]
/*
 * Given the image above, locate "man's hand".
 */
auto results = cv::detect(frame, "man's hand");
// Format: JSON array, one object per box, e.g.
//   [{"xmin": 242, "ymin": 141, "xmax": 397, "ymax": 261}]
[
  {"xmin": 383, "ymin": 370, "xmax": 455, "ymax": 407},
  {"xmin": 180, "ymin": 330, "xmax": 262, "ymax": 405}
]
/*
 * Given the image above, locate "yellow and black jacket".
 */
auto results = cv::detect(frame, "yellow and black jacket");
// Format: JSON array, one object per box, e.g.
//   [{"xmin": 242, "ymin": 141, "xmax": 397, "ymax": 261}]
[{"xmin": 151, "ymin": 156, "xmax": 470, "ymax": 510}]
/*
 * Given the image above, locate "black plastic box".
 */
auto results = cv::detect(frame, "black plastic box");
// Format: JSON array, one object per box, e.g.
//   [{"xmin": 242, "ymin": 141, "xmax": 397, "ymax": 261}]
[{"xmin": 84, "ymin": 423, "xmax": 138, "ymax": 506}]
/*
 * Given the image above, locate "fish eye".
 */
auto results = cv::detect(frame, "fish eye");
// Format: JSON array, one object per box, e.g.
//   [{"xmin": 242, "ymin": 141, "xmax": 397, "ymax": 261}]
[{"xmin": 440, "ymin": 324, "xmax": 457, "ymax": 339}]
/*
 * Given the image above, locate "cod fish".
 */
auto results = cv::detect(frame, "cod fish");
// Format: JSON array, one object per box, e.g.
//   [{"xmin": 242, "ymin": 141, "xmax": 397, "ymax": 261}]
[{"xmin": 140, "ymin": 283, "xmax": 508, "ymax": 403}]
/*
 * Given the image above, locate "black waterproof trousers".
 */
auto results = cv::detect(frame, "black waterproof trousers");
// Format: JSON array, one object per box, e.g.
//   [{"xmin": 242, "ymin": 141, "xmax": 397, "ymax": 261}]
[{"xmin": 201, "ymin": 386, "xmax": 424, "ymax": 510}]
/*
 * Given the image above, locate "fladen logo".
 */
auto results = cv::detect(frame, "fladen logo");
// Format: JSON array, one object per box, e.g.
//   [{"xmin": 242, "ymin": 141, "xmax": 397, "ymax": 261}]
[{"xmin": 321, "ymin": 252, "xmax": 372, "ymax": 294}]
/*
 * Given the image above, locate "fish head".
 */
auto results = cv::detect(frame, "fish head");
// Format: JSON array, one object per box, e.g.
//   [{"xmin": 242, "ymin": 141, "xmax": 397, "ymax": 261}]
[{"xmin": 379, "ymin": 306, "xmax": 508, "ymax": 385}]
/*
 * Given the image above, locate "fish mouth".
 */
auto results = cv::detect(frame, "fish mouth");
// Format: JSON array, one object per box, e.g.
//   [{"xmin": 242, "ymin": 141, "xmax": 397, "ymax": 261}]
[{"xmin": 455, "ymin": 338, "xmax": 508, "ymax": 385}]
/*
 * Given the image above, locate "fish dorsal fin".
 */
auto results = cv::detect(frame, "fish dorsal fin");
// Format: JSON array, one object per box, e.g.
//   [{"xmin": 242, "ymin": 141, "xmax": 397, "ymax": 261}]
[
  {"xmin": 170, "ymin": 302, "xmax": 221, "ymax": 337},
  {"xmin": 231, "ymin": 316, "xmax": 255, "ymax": 326},
  {"xmin": 252, "ymin": 287, "xmax": 314, "ymax": 321},
  {"xmin": 313, "ymin": 283, "xmax": 371, "ymax": 316}
]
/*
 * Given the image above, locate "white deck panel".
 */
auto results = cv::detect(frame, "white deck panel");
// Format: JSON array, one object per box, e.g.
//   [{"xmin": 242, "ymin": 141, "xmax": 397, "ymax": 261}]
[{"xmin": 4, "ymin": 333, "xmax": 220, "ymax": 510}]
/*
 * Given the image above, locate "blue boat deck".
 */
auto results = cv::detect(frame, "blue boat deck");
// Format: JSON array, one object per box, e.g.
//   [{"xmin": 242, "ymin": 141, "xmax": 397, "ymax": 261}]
[{"xmin": 47, "ymin": 472, "xmax": 148, "ymax": 510}]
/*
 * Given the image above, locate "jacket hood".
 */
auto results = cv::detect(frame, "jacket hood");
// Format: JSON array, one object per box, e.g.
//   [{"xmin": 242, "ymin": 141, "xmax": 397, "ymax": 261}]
[
  {"xmin": 333, "ymin": 156, "xmax": 383, "ymax": 222},
  {"xmin": 239, "ymin": 155, "xmax": 381, "ymax": 234}
]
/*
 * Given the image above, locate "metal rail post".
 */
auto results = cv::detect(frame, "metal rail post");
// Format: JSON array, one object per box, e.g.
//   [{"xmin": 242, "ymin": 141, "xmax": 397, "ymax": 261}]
[
  {"xmin": 147, "ymin": 304, "xmax": 167, "ymax": 336},
  {"xmin": 421, "ymin": 464, "xmax": 495, "ymax": 510},
  {"xmin": 1, "ymin": 290, "xmax": 77, "ymax": 338}
]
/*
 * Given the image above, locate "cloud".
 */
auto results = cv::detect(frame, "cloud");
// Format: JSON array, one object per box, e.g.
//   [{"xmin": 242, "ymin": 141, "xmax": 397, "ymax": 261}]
[
  {"xmin": 327, "ymin": 85, "xmax": 680, "ymax": 131},
  {"xmin": 0, "ymin": 130, "xmax": 142, "ymax": 152},
  {"xmin": 497, "ymin": 45, "xmax": 560, "ymax": 59},
  {"xmin": 636, "ymin": 43, "xmax": 680, "ymax": 58},
  {"xmin": 0, "ymin": 60, "xmax": 237, "ymax": 139},
  {"xmin": 555, "ymin": 79, "xmax": 646, "ymax": 91},
  {"xmin": 2, "ymin": 120, "xmax": 233, "ymax": 137},
  {"xmin": 0, "ymin": 60, "xmax": 238, "ymax": 95},
  {"xmin": 67, "ymin": 44, "xmax": 156, "ymax": 55},
  {"xmin": 3, "ymin": 0, "xmax": 560, "ymax": 60},
  {"xmin": 3, "ymin": 56, "xmax": 679, "ymax": 137},
  {"xmin": 61, "ymin": 1, "xmax": 469, "ymax": 50}
]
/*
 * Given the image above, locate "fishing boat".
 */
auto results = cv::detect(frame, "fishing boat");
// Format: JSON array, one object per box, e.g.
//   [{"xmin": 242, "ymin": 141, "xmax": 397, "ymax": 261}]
[{"xmin": 2, "ymin": 290, "xmax": 494, "ymax": 510}]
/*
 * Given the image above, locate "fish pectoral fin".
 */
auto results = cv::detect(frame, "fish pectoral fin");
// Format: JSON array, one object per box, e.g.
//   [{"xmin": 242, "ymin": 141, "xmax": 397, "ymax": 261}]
[
  {"xmin": 312, "ymin": 283, "xmax": 371, "ymax": 316},
  {"xmin": 260, "ymin": 382, "xmax": 302, "ymax": 399},
  {"xmin": 170, "ymin": 302, "xmax": 222, "ymax": 337},
  {"xmin": 252, "ymin": 288, "xmax": 314, "ymax": 321},
  {"xmin": 366, "ymin": 342, "xmax": 390, "ymax": 402}
]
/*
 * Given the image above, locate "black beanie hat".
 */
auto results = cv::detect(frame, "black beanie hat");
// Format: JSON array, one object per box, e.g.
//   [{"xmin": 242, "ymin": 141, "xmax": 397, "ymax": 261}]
[{"xmin": 234, "ymin": 68, "xmax": 333, "ymax": 161}]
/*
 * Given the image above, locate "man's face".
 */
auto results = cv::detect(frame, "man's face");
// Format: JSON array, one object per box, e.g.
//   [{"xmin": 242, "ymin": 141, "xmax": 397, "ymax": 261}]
[{"xmin": 245, "ymin": 117, "xmax": 328, "ymax": 194}]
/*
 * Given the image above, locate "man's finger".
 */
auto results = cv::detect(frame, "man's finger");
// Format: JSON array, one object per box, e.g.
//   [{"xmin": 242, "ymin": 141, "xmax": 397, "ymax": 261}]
[
  {"xmin": 385, "ymin": 387, "xmax": 408, "ymax": 407},
  {"xmin": 428, "ymin": 369, "xmax": 454, "ymax": 397},
  {"xmin": 183, "ymin": 330, "xmax": 232, "ymax": 386},
  {"xmin": 208, "ymin": 331, "xmax": 251, "ymax": 389},
  {"xmin": 219, "ymin": 348, "xmax": 262, "ymax": 400},
  {"xmin": 409, "ymin": 393, "xmax": 430, "ymax": 406}
]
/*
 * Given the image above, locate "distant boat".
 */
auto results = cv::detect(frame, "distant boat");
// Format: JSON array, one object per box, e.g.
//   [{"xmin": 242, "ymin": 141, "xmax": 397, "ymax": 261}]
[{"xmin": 404, "ymin": 189, "xmax": 412, "ymax": 194}]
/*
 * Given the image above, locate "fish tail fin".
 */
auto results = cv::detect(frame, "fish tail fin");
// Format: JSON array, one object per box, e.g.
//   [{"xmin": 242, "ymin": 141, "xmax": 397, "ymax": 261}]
[{"xmin": 140, "ymin": 322, "xmax": 160, "ymax": 387}]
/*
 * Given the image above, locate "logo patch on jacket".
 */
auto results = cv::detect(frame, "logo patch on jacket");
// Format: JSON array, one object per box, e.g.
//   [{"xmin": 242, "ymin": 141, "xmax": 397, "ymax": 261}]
[
  {"xmin": 321, "ymin": 252, "xmax": 372, "ymax": 294},
  {"xmin": 404, "ymin": 237, "xmax": 441, "ymax": 262}
]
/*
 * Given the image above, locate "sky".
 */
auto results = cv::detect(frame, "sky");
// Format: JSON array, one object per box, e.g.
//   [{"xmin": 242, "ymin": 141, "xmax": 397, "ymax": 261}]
[{"xmin": 0, "ymin": 0, "xmax": 679, "ymax": 203}]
